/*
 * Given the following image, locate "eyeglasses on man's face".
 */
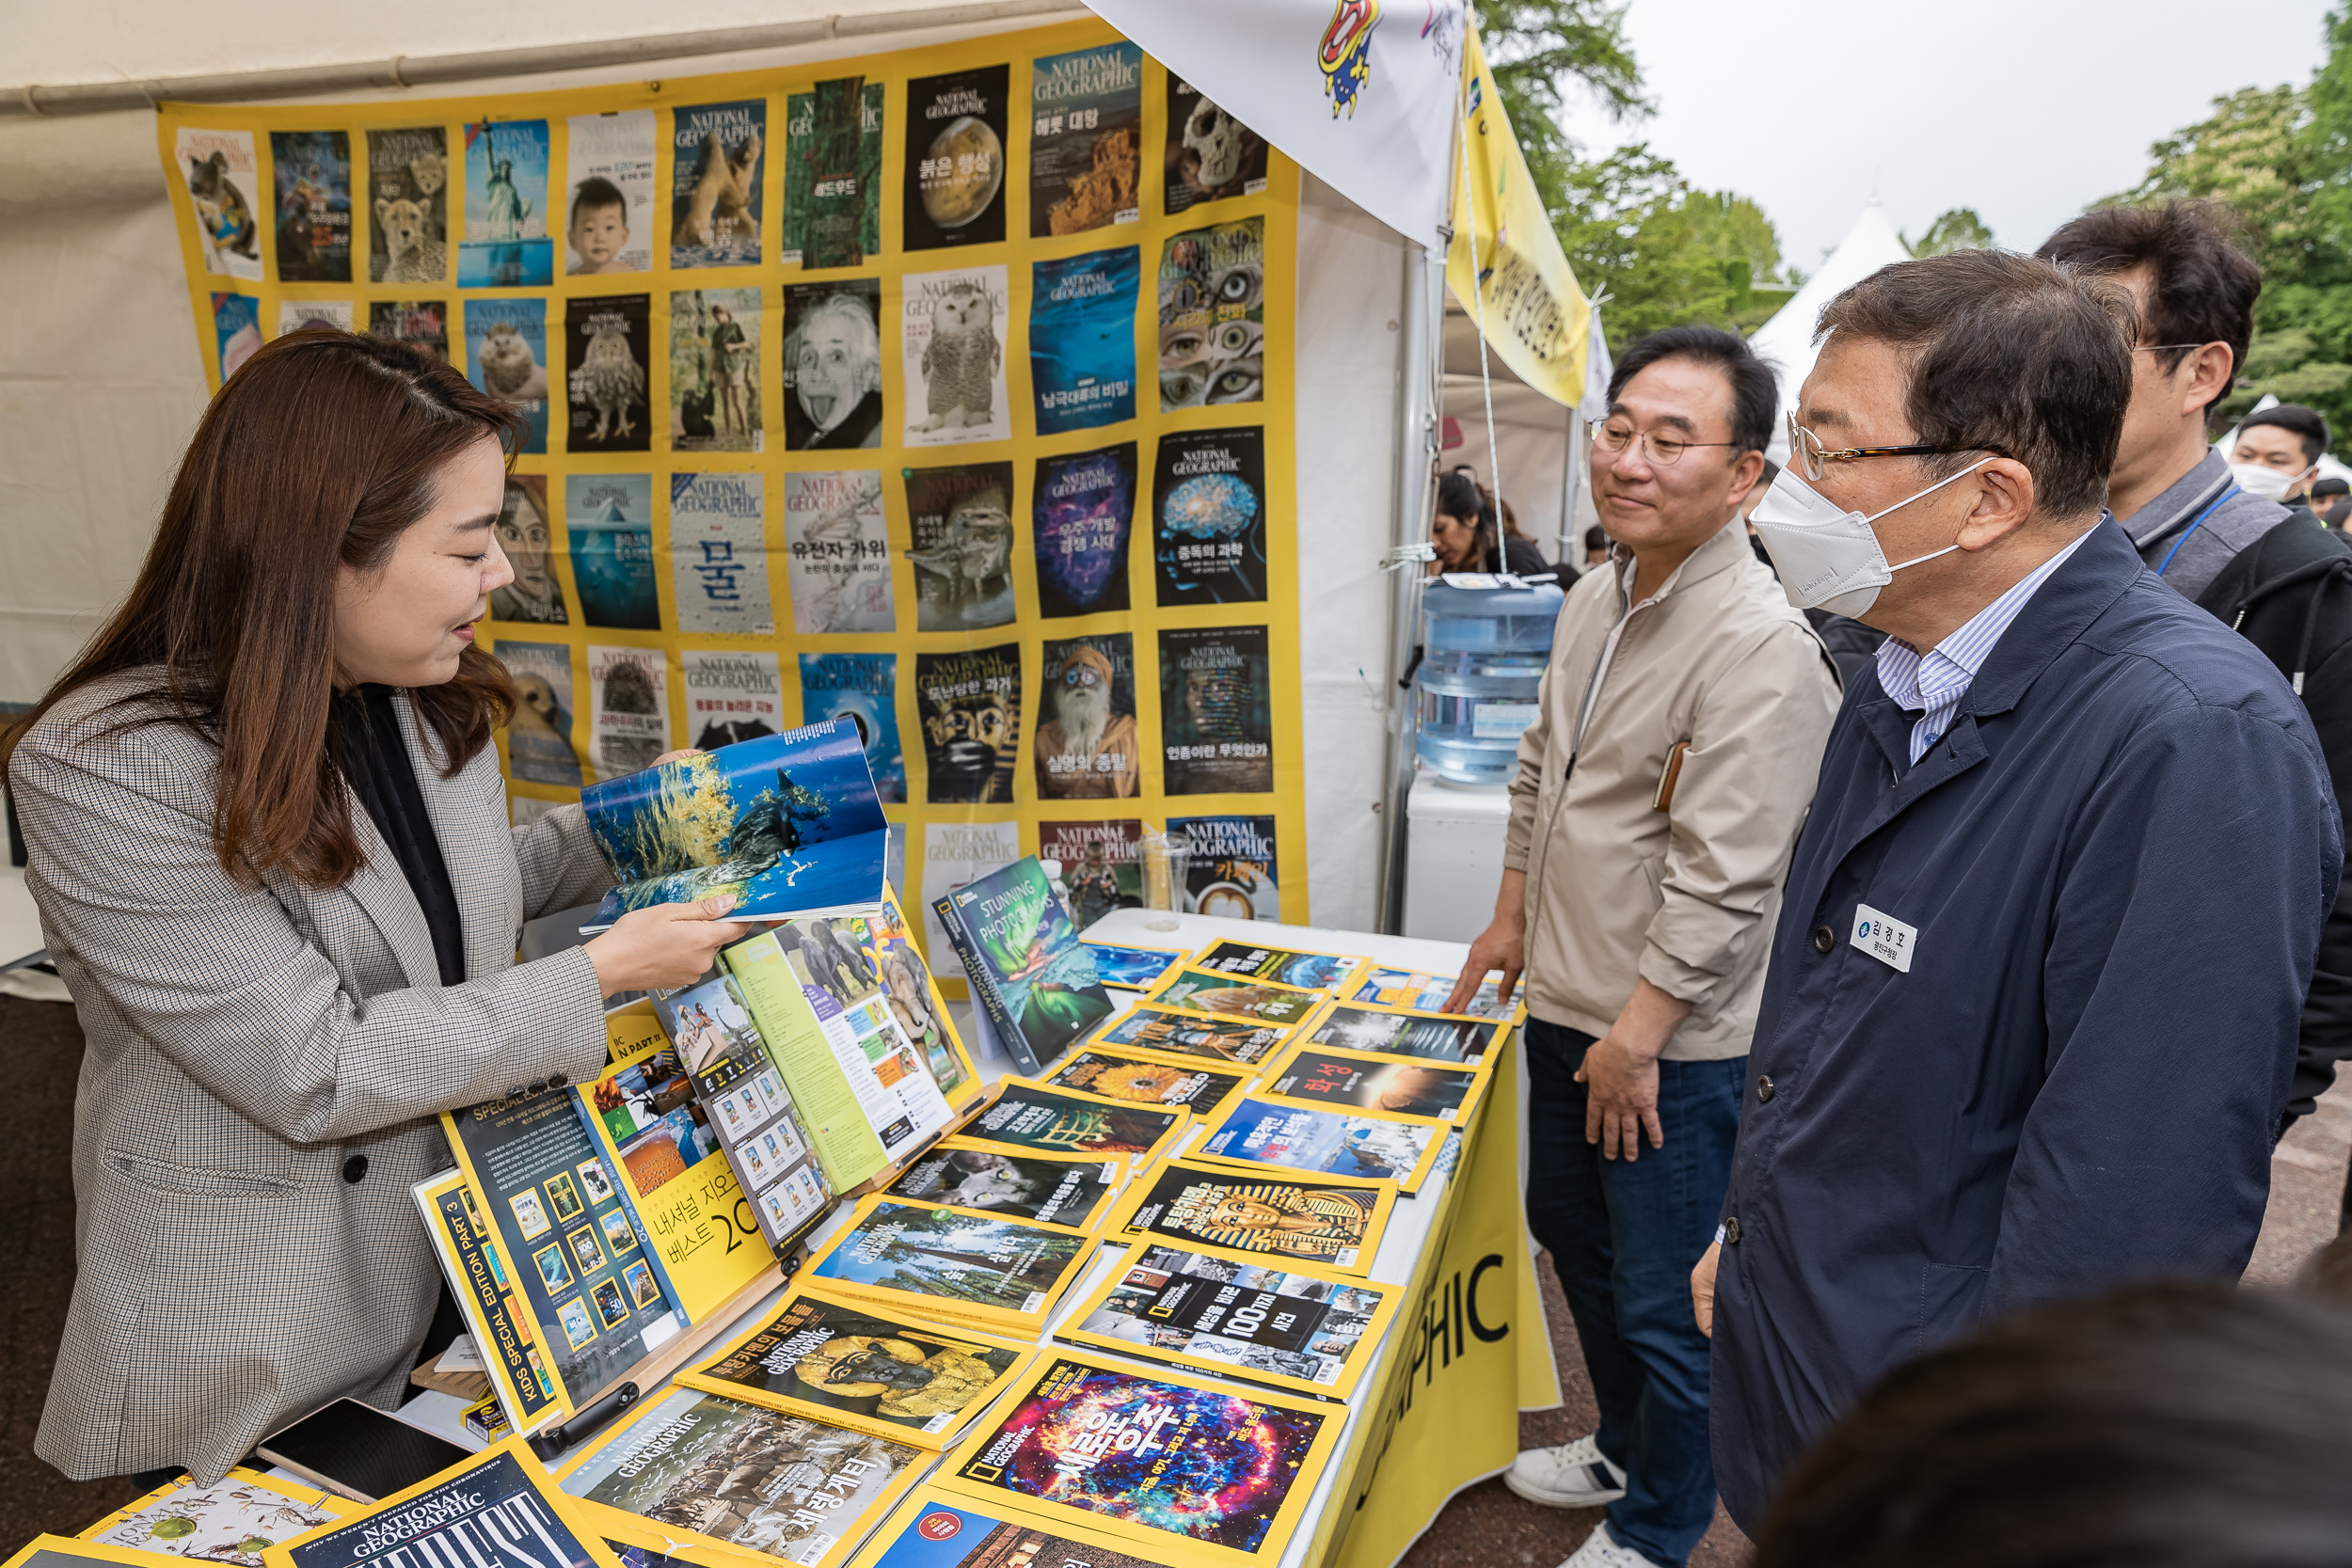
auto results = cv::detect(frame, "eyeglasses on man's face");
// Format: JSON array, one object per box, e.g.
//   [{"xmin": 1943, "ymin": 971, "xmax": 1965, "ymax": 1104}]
[
  {"xmin": 1785, "ymin": 413, "xmax": 2012, "ymax": 484},
  {"xmin": 1587, "ymin": 418, "xmax": 1737, "ymax": 468}
]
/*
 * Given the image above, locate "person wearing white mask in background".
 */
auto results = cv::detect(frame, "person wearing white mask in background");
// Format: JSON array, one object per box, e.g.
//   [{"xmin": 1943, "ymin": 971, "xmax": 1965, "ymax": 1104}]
[
  {"xmin": 1705, "ymin": 248, "xmax": 2339, "ymax": 1532},
  {"xmin": 2233, "ymin": 404, "xmax": 2331, "ymax": 505}
]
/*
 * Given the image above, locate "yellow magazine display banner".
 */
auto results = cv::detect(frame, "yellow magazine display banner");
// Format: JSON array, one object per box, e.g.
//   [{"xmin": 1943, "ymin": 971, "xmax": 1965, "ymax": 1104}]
[{"xmin": 156, "ymin": 17, "xmax": 1310, "ymax": 989}]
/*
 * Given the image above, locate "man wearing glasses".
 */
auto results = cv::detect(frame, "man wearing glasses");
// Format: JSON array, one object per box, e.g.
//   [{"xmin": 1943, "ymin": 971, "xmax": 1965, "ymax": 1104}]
[
  {"xmin": 1448, "ymin": 326, "xmax": 1839, "ymax": 1568},
  {"xmin": 1703, "ymin": 248, "xmax": 2341, "ymax": 1530}
]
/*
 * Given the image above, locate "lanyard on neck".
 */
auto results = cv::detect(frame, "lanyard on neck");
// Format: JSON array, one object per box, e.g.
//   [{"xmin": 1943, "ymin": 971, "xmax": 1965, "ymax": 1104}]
[{"xmin": 2155, "ymin": 484, "xmax": 2240, "ymax": 576}]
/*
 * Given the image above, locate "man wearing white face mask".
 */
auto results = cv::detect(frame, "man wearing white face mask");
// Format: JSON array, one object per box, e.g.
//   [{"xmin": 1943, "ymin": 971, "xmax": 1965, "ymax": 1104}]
[
  {"xmin": 1703, "ymin": 248, "xmax": 2342, "ymax": 1532},
  {"xmin": 2233, "ymin": 404, "xmax": 2330, "ymax": 505}
]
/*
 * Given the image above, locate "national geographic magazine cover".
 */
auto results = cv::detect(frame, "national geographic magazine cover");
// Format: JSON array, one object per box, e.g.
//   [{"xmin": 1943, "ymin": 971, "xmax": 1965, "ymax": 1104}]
[
  {"xmin": 1027, "ymin": 41, "xmax": 1142, "ymax": 238},
  {"xmin": 1077, "ymin": 942, "xmax": 1184, "ymax": 990},
  {"xmin": 1193, "ymin": 1097, "xmax": 1443, "ymax": 1193},
  {"xmin": 412, "ymin": 1170, "xmax": 569, "ymax": 1435},
  {"xmin": 948, "ymin": 1078, "xmax": 1186, "ymax": 1166},
  {"xmin": 262, "ymin": 1439, "xmax": 617, "ymax": 1568},
  {"xmin": 581, "ymin": 721, "xmax": 888, "ymax": 930},
  {"xmin": 1056, "ymin": 1241, "xmax": 1402, "ymax": 1402},
  {"xmin": 934, "ymin": 1355, "xmax": 1343, "ymax": 1565},
  {"xmin": 882, "ymin": 1144, "xmax": 1121, "ymax": 1230},
  {"xmin": 843, "ymin": 1488, "xmax": 1161, "ymax": 1568},
  {"xmin": 1105, "ymin": 1160, "xmax": 1398, "ymax": 1276},
  {"xmin": 676, "ymin": 1282, "xmax": 1035, "ymax": 1449},
  {"xmin": 1345, "ymin": 966, "xmax": 1516, "ymax": 1018},
  {"xmin": 1089, "ymin": 1006, "xmax": 1290, "ymax": 1067},
  {"xmin": 782, "ymin": 76, "xmax": 882, "ymax": 268},
  {"xmin": 802, "ymin": 1196, "xmax": 1095, "ymax": 1336},
  {"xmin": 553, "ymin": 1386, "xmax": 922, "ymax": 1568},
  {"xmin": 82, "ymin": 1470, "xmax": 346, "ymax": 1566},
  {"xmin": 1039, "ymin": 1049, "xmax": 1254, "ymax": 1120},
  {"xmin": 660, "ymin": 980, "xmax": 837, "ymax": 1254},
  {"xmin": 1188, "ymin": 941, "xmax": 1362, "ymax": 992},
  {"xmin": 1144, "ymin": 970, "xmax": 1321, "ymax": 1028},
  {"xmin": 1297, "ymin": 1005, "xmax": 1505, "ymax": 1066},
  {"xmin": 1260, "ymin": 1043, "xmax": 1491, "ymax": 1125}
]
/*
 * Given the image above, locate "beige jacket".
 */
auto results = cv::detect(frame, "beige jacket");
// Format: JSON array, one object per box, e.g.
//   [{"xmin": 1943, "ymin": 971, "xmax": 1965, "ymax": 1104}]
[{"xmin": 1503, "ymin": 517, "xmax": 1841, "ymax": 1058}]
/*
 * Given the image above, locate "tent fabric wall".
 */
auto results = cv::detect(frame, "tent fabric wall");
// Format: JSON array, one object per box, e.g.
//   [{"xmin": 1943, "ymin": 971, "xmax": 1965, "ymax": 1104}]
[{"xmin": 0, "ymin": 9, "xmax": 1406, "ymax": 930}]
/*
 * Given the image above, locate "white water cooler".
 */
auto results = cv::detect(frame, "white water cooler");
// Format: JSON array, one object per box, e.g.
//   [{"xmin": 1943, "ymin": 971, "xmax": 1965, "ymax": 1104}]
[{"xmin": 1401, "ymin": 768, "xmax": 1514, "ymax": 943}]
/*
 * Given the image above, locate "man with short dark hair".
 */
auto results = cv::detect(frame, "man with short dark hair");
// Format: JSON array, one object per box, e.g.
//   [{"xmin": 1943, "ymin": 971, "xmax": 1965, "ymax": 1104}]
[
  {"xmin": 2036, "ymin": 202, "xmax": 2284, "ymax": 598},
  {"xmin": 1450, "ymin": 325, "xmax": 1839, "ymax": 1568},
  {"xmin": 1709, "ymin": 250, "xmax": 2341, "ymax": 1528},
  {"xmin": 2233, "ymin": 404, "xmax": 2332, "ymax": 503},
  {"xmin": 2312, "ymin": 475, "xmax": 2351, "ymax": 527}
]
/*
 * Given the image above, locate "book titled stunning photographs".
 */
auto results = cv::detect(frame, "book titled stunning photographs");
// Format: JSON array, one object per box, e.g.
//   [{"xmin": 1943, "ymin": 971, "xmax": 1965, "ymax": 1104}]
[
  {"xmin": 1301, "ymin": 1006, "xmax": 1501, "ymax": 1065},
  {"xmin": 883, "ymin": 1144, "xmax": 1120, "ymax": 1229},
  {"xmin": 85, "ymin": 1469, "xmax": 344, "ymax": 1566},
  {"xmin": 1108, "ymin": 1161, "xmax": 1397, "ymax": 1275},
  {"xmin": 580, "ymin": 721, "xmax": 887, "ymax": 930},
  {"xmin": 937, "ymin": 856, "xmax": 1115, "ymax": 1072},
  {"xmin": 952, "ymin": 1080, "xmax": 1185, "ymax": 1164},
  {"xmin": 1041, "ymin": 1050, "xmax": 1253, "ymax": 1119},
  {"xmin": 1263, "ymin": 1044, "xmax": 1488, "ymax": 1123},
  {"xmin": 1092, "ymin": 1006, "xmax": 1289, "ymax": 1067},
  {"xmin": 803, "ymin": 1198, "xmax": 1093, "ymax": 1333},
  {"xmin": 554, "ymin": 1386, "xmax": 922, "ymax": 1568},
  {"xmin": 678, "ymin": 1284, "xmax": 1033, "ymax": 1448},
  {"xmin": 1058, "ymin": 1242, "xmax": 1402, "ymax": 1402},
  {"xmin": 937, "ymin": 1357, "xmax": 1340, "ymax": 1560},
  {"xmin": 1148, "ymin": 970, "xmax": 1320, "ymax": 1027},
  {"xmin": 264, "ymin": 1439, "xmax": 614, "ymax": 1568},
  {"xmin": 1197, "ymin": 1098, "xmax": 1442, "ymax": 1191}
]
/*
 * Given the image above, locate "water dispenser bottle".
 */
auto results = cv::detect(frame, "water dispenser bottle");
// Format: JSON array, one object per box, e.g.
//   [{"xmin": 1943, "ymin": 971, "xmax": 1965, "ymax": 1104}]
[{"xmin": 1414, "ymin": 577, "xmax": 1566, "ymax": 784}]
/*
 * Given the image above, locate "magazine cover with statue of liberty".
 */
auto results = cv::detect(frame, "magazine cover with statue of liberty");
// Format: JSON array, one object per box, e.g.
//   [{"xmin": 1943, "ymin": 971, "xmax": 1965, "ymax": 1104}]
[{"xmin": 580, "ymin": 720, "xmax": 887, "ymax": 931}]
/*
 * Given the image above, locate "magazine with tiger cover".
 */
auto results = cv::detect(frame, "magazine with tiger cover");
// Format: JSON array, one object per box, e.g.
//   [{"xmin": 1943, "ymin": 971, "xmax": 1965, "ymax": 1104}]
[
  {"xmin": 1193, "ymin": 1098, "xmax": 1444, "ymax": 1193},
  {"xmin": 412, "ymin": 1170, "xmax": 569, "ymax": 1435},
  {"xmin": 933, "ymin": 1355, "xmax": 1343, "ymax": 1566},
  {"xmin": 1056, "ymin": 1240, "xmax": 1403, "ymax": 1402},
  {"xmin": 1260, "ymin": 1042, "xmax": 1492, "ymax": 1125},
  {"xmin": 1105, "ymin": 1161, "xmax": 1397, "ymax": 1276},
  {"xmin": 1144, "ymin": 970, "xmax": 1322, "ymax": 1028},
  {"xmin": 262, "ymin": 1438, "xmax": 619, "ymax": 1568},
  {"xmin": 1040, "ymin": 1049, "xmax": 1253, "ymax": 1120},
  {"xmin": 82, "ymin": 1467, "xmax": 347, "ymax": 1566},
  {"xmin": 552, "ymin": 1386, "xmax": 923, "ymax": 1568},
  {"xmin": 801, "ymin": 1196, "xmax": 1094, "ymax": 1335},
  {"xmin": 882, "ymin": 1143, "xmax": 1120, "ymax": 1230},
  {"xmin": 1298, "ymin": 1004, "xmax": 1504, "ymax": 1066},
  {"xmin": 1187, "ymin": 941, "xmax": 1364, "ymax": 993},
  {"xmin": 843, "ymin": 1488, "xmax": 1163, "ymax": 1568},
  {"xmin": 1089, "ymin": 1006, "xmax": 1288, "ymax": 1068},
  {"xmin": 1346, "ymin": 966, "xmax": 1518, "ymax": 1019},
  {"xmin": 949, "ymin": 1079, "xmax": 1186, "ymax": 1166},
  {"xmin": 1075, "ymin": 942, "xmax": 1181, "ymax": 990},
  {"xmin": 675, "ymin": 1282, "xmax": 1035, "ymax": 1449}
]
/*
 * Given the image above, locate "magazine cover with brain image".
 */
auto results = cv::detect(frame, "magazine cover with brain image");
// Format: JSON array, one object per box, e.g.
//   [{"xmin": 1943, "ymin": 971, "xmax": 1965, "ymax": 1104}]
[
  {"xmin": 1192, "ymin": 1097, "xmax": 1443, "ymax": 1193},
  {"xmin": 1105, "ymin": 1160, "xmax": 1398, "ymax": 1276},
  {"xmin": 1056, "ymin": 1240, "xmax": 1403, "ymax": 1402},
  {"xmin": 934, "ymin": 1355, "xmax": 1343, "ymax": 1565},
  {"xmin": 676, "ymin": 1282, "xmax": 1035, "ymax": 1449}
]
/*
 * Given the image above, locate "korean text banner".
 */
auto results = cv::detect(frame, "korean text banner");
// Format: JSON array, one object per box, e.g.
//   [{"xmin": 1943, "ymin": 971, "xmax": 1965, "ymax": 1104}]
[{"xmin": 157, "ymin": 18, "xmax": 1310, "ymax": 975}]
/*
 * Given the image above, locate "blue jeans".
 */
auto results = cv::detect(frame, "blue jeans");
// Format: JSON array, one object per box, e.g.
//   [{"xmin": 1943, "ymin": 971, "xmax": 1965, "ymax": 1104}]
[{"xmin": 1524, "ymin": 1018, "xmax": 1743, "ymax": 1567}]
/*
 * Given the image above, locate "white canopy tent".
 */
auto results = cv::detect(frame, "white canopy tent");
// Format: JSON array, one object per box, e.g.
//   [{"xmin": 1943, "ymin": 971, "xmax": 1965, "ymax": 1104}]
[{"xmin": 1747, "ymin": 198, "xmax": 1913, "ymax": 463}]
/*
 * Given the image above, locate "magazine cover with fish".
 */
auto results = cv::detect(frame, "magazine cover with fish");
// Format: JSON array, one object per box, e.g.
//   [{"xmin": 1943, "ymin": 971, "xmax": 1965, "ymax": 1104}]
[
  {"xmin": 1105, "ymin": 1160, "xmax": 1397, "ymax": 1275},
  {"xmin": 803, "ymin": 1197, "xmax": 1094, "ymax": 1335},
  {"xmin": 84, "ymin": 1468, "xmax": 346, "ymax": 1566},
  {"xmin": 1147, "ymin": 970, "xmax": 1320, "ymax": 1027},
  {"xmin": 1195, "ymin": 1099, "xmax": 1442, "ymax": 1192},
  {"xmin": 936, "ymin": 1355, "xmax": 1341, "ymax": 1563},
  {"xmin": 1091, "ymin": 1006, "xmax": 1288, "ymax": 1067},
  {"xmin": 1057, "ymin": 1241, "xmax": 1402, "ymax": 1402},
  {"xmin": 1263, "ymin": 1043, "xmax": 1489, "ymax": 1125},
  {"xmin": 844, "ymin": 1489, "xmax": 1164, "ymax": 1568},
  {"xmin": 1190, "ymin": 940, "xmax": 1360, "ymax": 992},
  {"xmin": 951, "ymin": 1078, "xmax": 1184, "ymax": 1166},
  {"xmin": 1041, "ymin": 1050, "xmax": 1252, "ymax": 1120},
  {"xmin": 1301, "ymin": 1005, "xmax": 1502, "ymax": 1065},
  {"xmin": 883, "ymin": 1144, "xmax": 1120, "ymax": 1229},
  {"xmin": 678, "ymin": 1282, "xmax": 1033, "ymax": 1448},
  {"xmin": 580, "ymin": 720, "xmax": 887, "ymax": 930}
]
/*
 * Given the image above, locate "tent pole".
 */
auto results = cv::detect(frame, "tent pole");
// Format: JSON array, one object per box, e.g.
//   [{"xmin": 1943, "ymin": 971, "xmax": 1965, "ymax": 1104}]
[{"xmin": 1374, "ymin": 238, "xmax": 1443, "ymax": 936}]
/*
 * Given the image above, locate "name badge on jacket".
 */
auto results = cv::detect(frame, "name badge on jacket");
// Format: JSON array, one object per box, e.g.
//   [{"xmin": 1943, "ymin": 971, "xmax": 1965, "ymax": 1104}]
[{"xmin": 1851, "ymin": 904, "xmax": 1916, "ymax": 973}]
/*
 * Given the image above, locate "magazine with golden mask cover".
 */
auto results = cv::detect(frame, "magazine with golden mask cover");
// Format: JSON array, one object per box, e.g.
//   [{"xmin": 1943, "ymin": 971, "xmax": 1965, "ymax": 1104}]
[{"xmin": 1104, "ymin": 1160, "xmax": 1398, "ymax": 1276}]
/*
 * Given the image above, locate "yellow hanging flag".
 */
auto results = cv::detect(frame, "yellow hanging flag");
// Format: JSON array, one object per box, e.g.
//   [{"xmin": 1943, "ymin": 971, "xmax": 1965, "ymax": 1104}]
[{"xmin": 1447, "ymin": 23, "xmax": 1593, "ymax": 406}]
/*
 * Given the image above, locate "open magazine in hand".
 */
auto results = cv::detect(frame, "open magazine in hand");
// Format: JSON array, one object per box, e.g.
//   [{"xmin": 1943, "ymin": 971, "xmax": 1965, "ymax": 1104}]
[{"xmin": 580, "ymin": 719, "xmax": 888, "ymax": 932}]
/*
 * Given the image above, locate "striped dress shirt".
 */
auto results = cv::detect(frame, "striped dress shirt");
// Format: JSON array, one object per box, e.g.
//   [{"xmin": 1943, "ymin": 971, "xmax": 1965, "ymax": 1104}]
[{"xmin": 1875, "ymin": 529, "xmax": 2094, "ymax": 766}]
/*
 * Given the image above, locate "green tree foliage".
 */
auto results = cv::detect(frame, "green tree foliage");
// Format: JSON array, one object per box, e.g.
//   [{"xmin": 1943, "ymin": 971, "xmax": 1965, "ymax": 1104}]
[{"xmin": 1907, "ymin": 208, "xmax": 1995, "ymax": 256}]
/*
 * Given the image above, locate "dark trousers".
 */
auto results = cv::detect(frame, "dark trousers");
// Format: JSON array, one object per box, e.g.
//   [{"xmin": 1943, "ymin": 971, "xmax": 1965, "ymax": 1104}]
[{"xmin": 1524, "ymin": 1018, "xmax": 1744, "ymax": 1567}]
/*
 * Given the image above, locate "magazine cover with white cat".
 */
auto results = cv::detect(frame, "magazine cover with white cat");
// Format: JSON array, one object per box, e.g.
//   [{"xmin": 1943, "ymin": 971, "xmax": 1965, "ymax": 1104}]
[{"xmin": 580, "ymin": 719, "xmax": 887, "ymax": 930}]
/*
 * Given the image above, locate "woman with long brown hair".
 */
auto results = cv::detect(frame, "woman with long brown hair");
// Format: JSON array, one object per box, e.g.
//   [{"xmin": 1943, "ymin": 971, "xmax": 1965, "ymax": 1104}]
[{"xmin": 8, "ymin": 331, "xmax": 739, "ymax": 1483}]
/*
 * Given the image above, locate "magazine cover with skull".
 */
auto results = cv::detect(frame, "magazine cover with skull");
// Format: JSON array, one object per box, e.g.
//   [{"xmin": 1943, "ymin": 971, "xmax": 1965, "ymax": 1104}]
[
  {"xmin": 1257, "ymin": 1041, "xmax": 1493, "ymax": 1126},
  {"xmin": 1038, "ymin": 1048, "xmax": 1255, "ymax": 1121},
  {"xmin": 801, "ymin": 1195, "xmax": 1099, "ymax": 1337},
  {"xmin": 1142, "ymin": 969, "xmax": 1324, "ymax": 1028},
  {"xmin": 882, "ymin": 1142, "xmax": 1124, "ymax": 1230},
  {"xmin": 946, "ymin": 1078, "xmax": 1188, "ymax": 1169},
  {"xmin": 843, "ymin": 1487, "xmax": 1168, "ymax": 1568},
  {"xmin": 81, "ymin": 1468, "xmax": 348, "ymax": 1567},
  {"xmin": 931, "ymin": 1355, "xmax": 1343, "ymax": 1567},
  {"xmin": 1104, "ymin": 1160, "xmax": 1399, "ymax": 1277},
  {"xmin": 1054, "ymin": 1240, "xmax": 1403, "ymax": 1403},
  {"xmin": 1085, "ymin": 1006, "xmax": 1290, "ymax": 1069},
  {"xmin": 551, "ymin": 1386, "xmax": 925, "ymax": 1568},
  {"xmin": 580, "ymin": 719, "xmax": 888, "ymax": 931},
  {"xmin": 675, "ymin": 1282, "xmax": 1036, "ymax": 1449},
  {"xmin": 1188, "ymin": 1097, "xmax": 1445, "ymax": 1194}
]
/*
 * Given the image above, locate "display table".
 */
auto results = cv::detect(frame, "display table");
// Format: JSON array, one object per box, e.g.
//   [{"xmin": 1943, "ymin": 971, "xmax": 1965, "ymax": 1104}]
[{"xmin": 376, "ymin": 911, "xmax": 1558, "ymax": 1568}]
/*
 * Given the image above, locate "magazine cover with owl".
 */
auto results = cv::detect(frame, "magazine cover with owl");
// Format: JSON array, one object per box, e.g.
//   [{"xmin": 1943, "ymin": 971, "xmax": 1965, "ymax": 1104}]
[
  {"xmin": 899, "ymin": 265, "xmax": 1009, "ymax": 447},
  {"xmin": 678, "ymin": 1283, "xmax": 1033, "ymax": 1448},
  {"xmin": 565, "ymin": 294, "xmax": 652, "ymax": 454},
  {"xmin": 579, "ymin": 717, "xmax": 889, "ymax": 930}
]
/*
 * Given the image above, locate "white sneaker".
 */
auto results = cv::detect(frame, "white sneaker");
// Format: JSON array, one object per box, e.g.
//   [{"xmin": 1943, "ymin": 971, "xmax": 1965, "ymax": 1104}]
[
  {"xmin": 1503, "ymin": 1433, "xmax": 1629, "ymax": 1508},
  {"xmin": 1558, "ymin": 1522, "xmax": 1668, "ymax": 1568}
]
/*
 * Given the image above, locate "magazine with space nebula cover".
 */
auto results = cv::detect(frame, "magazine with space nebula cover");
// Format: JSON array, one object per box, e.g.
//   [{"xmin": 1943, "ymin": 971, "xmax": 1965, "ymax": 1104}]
[
  {"xmin": 1105, "ymin": 1161, "xmax": 1397, "ymax": 1275},
  {"xmin": 1263, "ymin": 1043, "xmax": 1490, "ymax": 1125},
  {"xmin": 1090, "ymin": 1006, "xmax": 1289, "ymax": 1068},
  {"xmin": 935, "ymin": 1356, "xmax": 1342, "ymax": 1563},
  {"xmin": 580, "ymin": 719, "xmax": 887, "ymax": 931},
  {"xmin": 843, "ymin": 1489, "xmax": 1161, "ymax": 1568},
  {"xmin": 1056, "ymin": 1241, "xmax": 1402, "ymax": 1402},
  {"xmin": 1040, "ymin": 1050, "xmax": 1253, "ymax": 1121},
  {"xmin": 1194, "ymin": 1098, "xmax": 1442, "ymax": 1193}
]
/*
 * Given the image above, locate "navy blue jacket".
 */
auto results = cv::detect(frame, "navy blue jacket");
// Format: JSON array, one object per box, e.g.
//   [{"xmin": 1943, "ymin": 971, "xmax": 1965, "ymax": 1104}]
[{"xmin": 1708, "ymin": 521, "xmax": 2343, "ymax": 1528}]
